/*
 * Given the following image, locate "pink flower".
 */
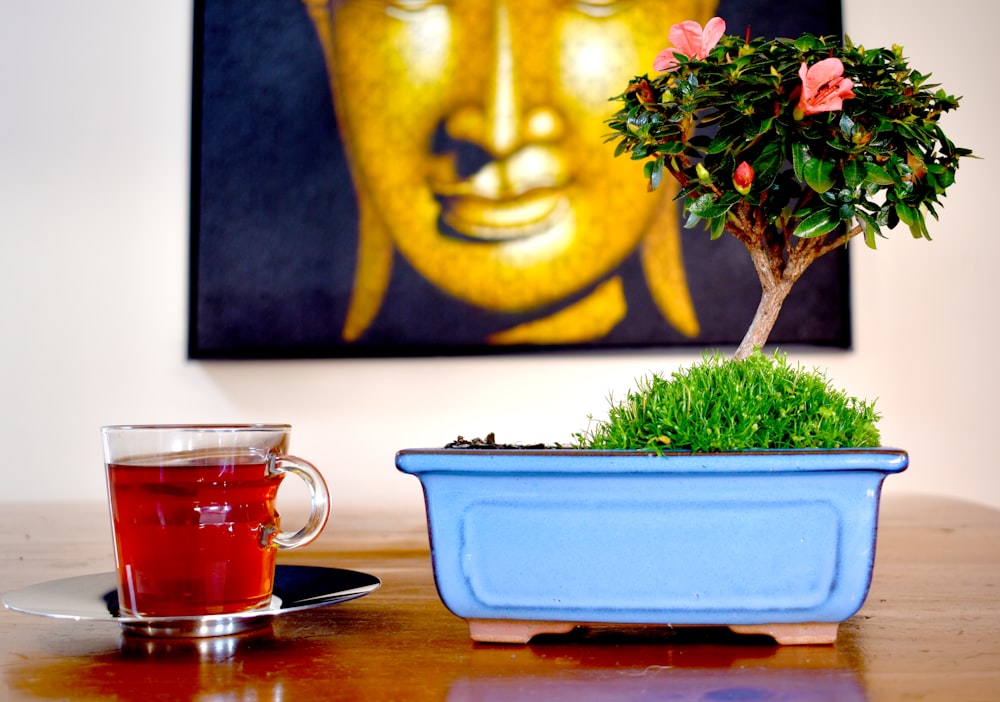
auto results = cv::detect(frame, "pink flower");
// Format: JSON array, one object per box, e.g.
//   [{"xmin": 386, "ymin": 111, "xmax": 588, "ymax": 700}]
[
  {"xmin": 733, "ymin": 161, "xmax": 754, "ymax": 195},
  {"xmin": 795, "ymin": 58, "xmax": 855, "ymax": 117},
  {"xmin": 653, "ymin": 17, "xmax": 726, "ymax": 72}
]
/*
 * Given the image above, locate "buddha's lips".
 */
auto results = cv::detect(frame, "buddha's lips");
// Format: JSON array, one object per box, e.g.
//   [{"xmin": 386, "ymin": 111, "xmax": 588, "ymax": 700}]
[
  {"xmin": 428, "ymin": 144, "xmax": 570, "ymax": 241},
  {"xmin": 438, "ymin": 190, "xmax": 569, "ymax": 241}
]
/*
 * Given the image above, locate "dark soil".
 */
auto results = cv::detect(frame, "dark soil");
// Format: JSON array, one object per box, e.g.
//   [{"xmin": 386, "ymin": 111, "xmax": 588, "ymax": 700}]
[{"xmin": 444, "ymin": 432, "xmax": 566, "ymax": 450}]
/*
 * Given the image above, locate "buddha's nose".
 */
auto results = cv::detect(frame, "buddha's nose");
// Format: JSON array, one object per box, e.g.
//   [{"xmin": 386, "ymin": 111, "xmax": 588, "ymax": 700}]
[{"xmin": 442, "ymin": 2, "xmax": 564, "ymax": 160}]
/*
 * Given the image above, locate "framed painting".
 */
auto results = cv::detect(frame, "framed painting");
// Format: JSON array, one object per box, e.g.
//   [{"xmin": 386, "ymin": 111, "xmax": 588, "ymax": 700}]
[{"xmin": 189, "ymin": 0, "xmax": 849, "ymax": 358}]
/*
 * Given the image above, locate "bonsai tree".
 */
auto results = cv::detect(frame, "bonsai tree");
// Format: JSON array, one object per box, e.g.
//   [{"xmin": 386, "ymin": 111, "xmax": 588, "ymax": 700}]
[
  {"xmin": 606, "ymin": 18, "xmax": 971, "ymax": 359},
  {"xmin": 575, "ymin": 18, "xmax": 972, "ymax": 452}
]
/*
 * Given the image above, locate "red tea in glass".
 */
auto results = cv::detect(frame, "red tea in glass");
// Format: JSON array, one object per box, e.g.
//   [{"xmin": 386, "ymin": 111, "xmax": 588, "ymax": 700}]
[
  {"xmin": 107, "ymin": 457, "xmax": 282, "ymax": 617},
  {"xmin": 102, "ymin": 425, "xmax": 330, "ymax": 620}
]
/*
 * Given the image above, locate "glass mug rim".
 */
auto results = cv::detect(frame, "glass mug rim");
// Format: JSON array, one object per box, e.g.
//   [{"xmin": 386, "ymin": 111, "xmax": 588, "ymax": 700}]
[{"xmin": 102, "ymin": 423, "xmax": 292, "ymax": 432}]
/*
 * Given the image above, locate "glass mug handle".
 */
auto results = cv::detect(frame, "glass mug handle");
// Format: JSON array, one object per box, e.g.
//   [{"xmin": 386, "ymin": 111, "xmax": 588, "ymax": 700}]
[{"xmin": 266, "ymin": 454, "xmax": 331, "ymax": 549}]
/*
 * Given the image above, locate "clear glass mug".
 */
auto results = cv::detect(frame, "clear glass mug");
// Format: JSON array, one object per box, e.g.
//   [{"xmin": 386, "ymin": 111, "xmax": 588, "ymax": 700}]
[{"xmin": 101, "ymin": 424, "xmax": 330, "ymax": 618}]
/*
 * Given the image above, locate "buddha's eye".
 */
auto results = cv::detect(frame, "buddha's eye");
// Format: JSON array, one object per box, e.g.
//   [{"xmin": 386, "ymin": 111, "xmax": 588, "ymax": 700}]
[
  {"xmin": 383, "ymin": 0, "xmax": 449, "ymax": 21},
  {"xmin": 387, "ymin": 0, "xmax": 444, "ymax": 13},
  {"xmin": 573, "ymin": 0, "xmax": 630, "ymax": 18}
]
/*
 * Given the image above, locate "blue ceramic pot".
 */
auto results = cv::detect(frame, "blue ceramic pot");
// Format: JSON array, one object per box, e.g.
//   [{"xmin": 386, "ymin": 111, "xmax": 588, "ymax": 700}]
[{"xmin": 395, "ymin": 448, "xmax": 907, "ymax": 644}]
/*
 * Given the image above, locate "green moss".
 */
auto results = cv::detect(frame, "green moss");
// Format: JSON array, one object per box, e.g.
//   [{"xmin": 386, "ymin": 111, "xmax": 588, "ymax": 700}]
[{"xmin": 575, "ymin": 351, "xmax": 881, "ymax": 452}]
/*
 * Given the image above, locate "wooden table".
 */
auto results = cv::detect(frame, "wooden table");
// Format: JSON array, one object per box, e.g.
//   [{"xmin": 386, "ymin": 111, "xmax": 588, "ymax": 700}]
[{"xmin": 2, "ymin": 495, "xmax": 998, "ymax": 701}]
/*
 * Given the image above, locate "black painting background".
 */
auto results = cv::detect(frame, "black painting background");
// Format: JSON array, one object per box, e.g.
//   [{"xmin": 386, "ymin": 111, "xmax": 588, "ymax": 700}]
[{"xmin": 190, "ymin": 0, "xmax": 850, "ymax": 358}]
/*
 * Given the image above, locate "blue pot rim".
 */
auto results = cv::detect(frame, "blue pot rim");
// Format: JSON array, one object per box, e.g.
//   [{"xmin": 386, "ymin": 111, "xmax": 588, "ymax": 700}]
[{"xmin": 395, "ymin": 447, "xmax": 908, "ymax": 476}]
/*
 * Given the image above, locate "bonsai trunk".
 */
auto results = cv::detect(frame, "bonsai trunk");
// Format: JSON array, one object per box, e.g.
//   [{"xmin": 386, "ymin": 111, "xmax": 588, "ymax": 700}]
[{"xmin": 734, "ymin": 281, "xmax": 795, "ymax": 360}]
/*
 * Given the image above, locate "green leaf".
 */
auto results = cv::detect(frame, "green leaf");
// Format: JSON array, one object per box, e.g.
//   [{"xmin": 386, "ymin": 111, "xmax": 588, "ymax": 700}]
[
  {"xmin": 751, "ymin": 142, "xmax": 783, "ymax": 192},
  {"xmin": 855, "ymin": 210, "xmax": 881, "ymax": 249},
  {"xmin": 707, "ymin": 126, "xmax": 744, "ymax": 155},
  {"xmin": 683, "ymin": 211, "xmax": 702, "ymax": 230},
  {"xmin": 937, "ymin": 168, "xmax": 956, "ymax": 189},
  {"xmin": 687, "ymin": 193, "xmax": 736, "ymax": 219},
  {"xmin": 649, "ymin": 159, "xmax": 664, "ymax": 190},
  {"xmin": 747, "ymin": 116, "xmax": 775, "ymax": 140},
  {"xmin": 863, "ymin": 162, "xmax": 894, "ymax": 185},
  {"xmin": 902, "ymin": 205, "xmax": 931, "ymax": 239},
  {"xmin": 793, "ymin": 209, "xmax": 840, "ymax": 239},
  {"xmin": 842, "ymin": 160, "xmax": 865, "ymax": 190},
  {"xmin": 710, "ymin": 215, "xmax": 727, "ymax": 240},
  {"xmin": 792, "ymin": 142, "xmax": 810, "ymax": 182},
  {"xmin": 794, "ymin": 35, "xmax": 821, "ymax": 51},
  {"xmin": 839, "ymin": 112, "xmax": 856, "ymax": 138},
  {"xmin": 803, "ymin": 158, "xmax": 836, "ymax": 193},
  {"xmin": 657, "ymin": 140, "xmax": 686, "ymax": 155},
  {"xmin": 894, "ymin": 202, "xmax": 917, "ymax": 226}
]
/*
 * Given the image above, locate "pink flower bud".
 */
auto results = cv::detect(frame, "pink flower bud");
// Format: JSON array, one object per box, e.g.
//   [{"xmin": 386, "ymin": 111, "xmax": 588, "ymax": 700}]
[{"xmin": 733, "ymin": 161, "xmax": 754, "ymax": 195}]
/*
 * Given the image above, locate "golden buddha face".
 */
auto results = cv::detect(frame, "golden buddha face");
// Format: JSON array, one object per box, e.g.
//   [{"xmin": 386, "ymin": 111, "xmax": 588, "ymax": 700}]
[{"xmin": 306, "ymin": 0, "xmax": 715, "ymax": 341}]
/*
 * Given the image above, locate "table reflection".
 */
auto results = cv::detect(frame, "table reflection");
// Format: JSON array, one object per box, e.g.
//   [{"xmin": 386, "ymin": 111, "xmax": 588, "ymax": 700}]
[
  {"xmin": 449, "ymin": 669, "xmax": 865, "ymax": 702},
  {"xmin": 8, "ymin": 627, "xmax": 341, "ymax": 702}
]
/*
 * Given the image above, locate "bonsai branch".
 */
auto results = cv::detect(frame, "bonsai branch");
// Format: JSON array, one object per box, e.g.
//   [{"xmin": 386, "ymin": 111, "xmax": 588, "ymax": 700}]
[{"xmin": 731, "ymin": 214, "xmax": 863, "ymax": 360}]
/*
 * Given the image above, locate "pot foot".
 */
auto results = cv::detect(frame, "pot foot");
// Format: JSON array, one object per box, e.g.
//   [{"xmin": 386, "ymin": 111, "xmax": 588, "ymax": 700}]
[
  {"xmin": 467, "ymin": 619, "xmax": 578, "ymax": 643},
  {"xmin": 728, "ymin": 622, "xmax": 839, "ymax": 645}
]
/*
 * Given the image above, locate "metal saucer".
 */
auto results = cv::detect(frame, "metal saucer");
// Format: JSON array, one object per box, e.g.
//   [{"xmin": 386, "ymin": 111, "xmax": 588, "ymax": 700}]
[{"xmin": 3, "ymin": 565, "xmax": 380, "ymax": 638}]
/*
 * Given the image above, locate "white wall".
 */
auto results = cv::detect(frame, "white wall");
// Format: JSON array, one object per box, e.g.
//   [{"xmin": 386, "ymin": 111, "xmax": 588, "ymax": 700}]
[{"xmin": 1, "ymin": 0, "xmax": 996, "ymax": 514}]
